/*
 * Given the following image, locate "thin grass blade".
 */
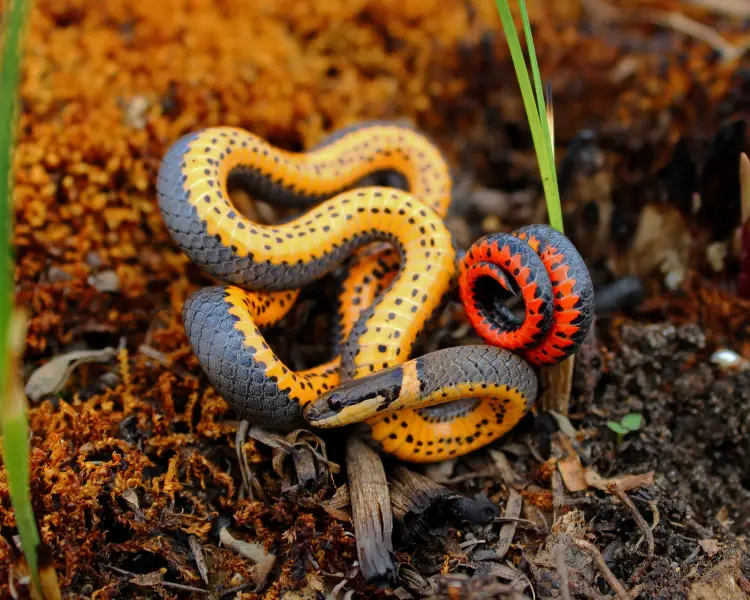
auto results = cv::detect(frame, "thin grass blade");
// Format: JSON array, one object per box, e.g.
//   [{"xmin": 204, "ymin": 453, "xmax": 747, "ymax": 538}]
[
  {"xmin": 517, "ymin": 0, "xmax": 562, "ymax": 232},
  {"xmin": 0, "ymin": 0, "xmax": 43, "ymax": 593},
  {"xmin": 546, "ymin": 80, "xmax": 554, "ymax": 158},
  {"xmin": 493, "ymin": 0, "xmax": 563, "ymax": 232},
  {"xmin": 518, "ymin": 2, "xmax": 546, "ymax": 138}
]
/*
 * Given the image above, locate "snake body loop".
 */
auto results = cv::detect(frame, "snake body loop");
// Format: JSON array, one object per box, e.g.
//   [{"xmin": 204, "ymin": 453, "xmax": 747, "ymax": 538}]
[{"xmin": 157, "ymin": 121, "xmax": 594, "ymax": 462}]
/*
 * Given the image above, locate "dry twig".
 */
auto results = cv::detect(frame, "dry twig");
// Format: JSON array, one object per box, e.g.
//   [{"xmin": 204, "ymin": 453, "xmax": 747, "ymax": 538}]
[
  {"xmin": 218, "ymin": 526, "xmax": 275, "ymax": 590},
  {"xmin": 608, "ymin": 484, "xmax": 655, "ymax": 582},
  {"xmin": 539, "ymin": 355, "xmax": 575, "ymax": 415},
  {"xmin": 235, "ymin": 421, "xmax": 264, "ymax": 503},
  {"xmin": 489, "ymin": 450, "xmax": 523, "ymax": 488},
  {"xmin": 582, "ymin": 0, "xmax": 750, "ymax": 62},
  {"xmin": 686, "ymin": 0, "xmax": 750, "ymax": 17},
  {"xmin": 345, "ymin": 434, "xmax": 396, "ymax": 586},
  {"xmin": 105, "ymin": 566, "xmax": 208, "ymax": 595},
  {"xmin": 552, "ymin": 470, "xmax": 566, "ymax": 520},
  {"xmin": 188, "ymin": 536, "xmax": 209, "ymax": 585},
  {"xmin": 495, "ymin": 490, "xmax": 523, "ymax": 560},
  {"xmin": 554, "ymin": 543, "xmax": 572, "ymax": 600},
  {"xmin": 573, "ymin": 539, "xmax": 630, "ymax": 600}
]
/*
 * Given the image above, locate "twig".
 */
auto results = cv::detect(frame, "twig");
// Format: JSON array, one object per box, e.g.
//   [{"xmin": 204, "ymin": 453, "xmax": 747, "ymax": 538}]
[
  {"xmin": 485, "ymin": 564, "xmax": 534, "ymax": 599},
  {"xmin": 318, "ymin": 484, "xmax": 352, "ymax": 521},
  {"xmin": 105, "ymin": 565, "xmax": 209, "ymax": 595},
  {"xmin": 540, "ymin": 355, "xmax": 575, "ymax": 415},
  {"xmin": 494, "ymin": 490, "xmax": 523, "ymax": 560},
  {"xmin": 138, "ymin": 344, "xmax": 196, "ymax": 379},
  {"xmin": 459, "ymin": 539, "xmax": 486, "ymax": 550},
  {"xmin": 642, "ymin": 9, "xmax": 750, "ymax": 62},
  {"xmin": 608, "ymin": 484, "xmax": 654, "ymax": 582},
  {"xmin": 634, "ymin": 501, "xmax": 660, "ymax": 553},
  {"xmin": 247, "ymin": 426, "xmax": 340, "ymax": 475},
  {"xmin": 493, "ymin": 516, "xmax": 539, "ymax": 527},
  {"xmin": 489, "ymin": 450, "xmax": 523, "ymax": 488},
  {"xmin": 582, "ymin": 0, "xmax": 750, "ymax": 62},
  {"xmin": 235, "ymin": 422, "xmax": 264, "ymax": 503},
  {"xmin": 331, "ymin": 575, "xmax": 354, "ymax": 598},
  {"xmin": 680, "ymin": 544, "xmax": 702, "ymax": 566},
  {"xmin": 345, "ymin": 434, "xmax": 396, "ymax": 587},
  {"xmin": 517, "ymin": 570, "xmax": 536, "ymax": 600},
  {"xmin": 573, "ymin": 539, "xmax": 630, "ymax": 600},
  {"xmin": 188, "ymin": 535, "xmax": 209, "ymax": 585},
  {"xmin": 218, "ymin": 581, "xmax": 262, "ymax": 598},
  {"xmin": 740, "ymin": 153, "xmax": 750, "ymax": 226},
  {"xmin": 686, "ymin": 0, "xmax": 750, "ymax": 17},
  {"xmin": 552, "ymin": 470, "xmax": 566, "ymax": 521},
  {"xmin": 218, "ymin": 526, "xmax": 276, "ymax": 589},
  {"xmin": 554, "ymin": 542, "xmax": 572, "ymax": 600},
  {"xmin": 444, "ymin": 469, "xmax": 499, "ymax": 484}
]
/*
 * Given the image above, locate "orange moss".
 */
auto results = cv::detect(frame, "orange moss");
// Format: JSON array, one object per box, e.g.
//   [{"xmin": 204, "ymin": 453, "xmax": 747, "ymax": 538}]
[{"xmin": 3, "ymin": 0, "xmax": 749, "ymax": 595}]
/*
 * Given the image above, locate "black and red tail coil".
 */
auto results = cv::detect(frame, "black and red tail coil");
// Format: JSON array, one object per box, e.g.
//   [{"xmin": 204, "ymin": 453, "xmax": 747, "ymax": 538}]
[{"xmin": 459, "ymin": 224, "xmax": 595, "ymax": 367}]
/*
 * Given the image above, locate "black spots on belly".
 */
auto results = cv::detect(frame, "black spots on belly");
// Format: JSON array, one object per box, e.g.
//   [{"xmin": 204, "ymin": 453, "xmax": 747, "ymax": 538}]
[
  {"xmin": 415, "ymin": 358, "xmax": 428, "ymax": 394},
  {"xmin": 475, "ymin": 418, "xmax": 490, "ymax": 430}
]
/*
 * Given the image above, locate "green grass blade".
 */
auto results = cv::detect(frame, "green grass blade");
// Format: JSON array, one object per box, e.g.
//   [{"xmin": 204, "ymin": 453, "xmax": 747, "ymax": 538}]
[
  {"xmin": 1, "ymin": 0, "xmax": 30, "ymax": 380},
  {"xmin": 546, "ymin": 80, "xmax": 554, "ymax": 157},
  {"xmin": 518, "ymin": 2, "xmax": 562, "ymax": 232},
  {"xmin": 493, "ymin": 0, "xmax": 563, "ymax": 233},
  {"xmin": 0, "ymin": 0, "xmax": 41, "ymax": 592},
  {"xmin": 518, "ymin": 3, "xmax": 546, "ymax": 138}
]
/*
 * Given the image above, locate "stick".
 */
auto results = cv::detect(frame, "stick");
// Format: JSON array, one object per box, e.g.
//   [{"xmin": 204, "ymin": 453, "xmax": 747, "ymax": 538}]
[
  {"xmin": 540, "ymin": 355, "xmax": 575, "ymax": 415},
  {"xmin": 495, "ymin": 490, "xmax": 523, "ymax": 560},
  {"xmin": 554, "ymin": 542, "xmax": 572, "ymax": 600},
  {"xmin": 608, "ymin": 484, "xmax": 654, "ymax": 583},
  {"xmin": 345, "ymin": 434, "xmax": 396, "ymax": 587},
  {"xmin": 573, "ymin": 539, "xmax": 630, "ymax": 600}
]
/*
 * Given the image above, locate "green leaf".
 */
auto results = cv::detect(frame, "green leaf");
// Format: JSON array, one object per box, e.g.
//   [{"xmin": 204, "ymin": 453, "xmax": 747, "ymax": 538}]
[
  {"xmin": 621, "ymin": 413, "xmax": 643, "ymax": 431},
  {"xmin": 606, "ymin": 421, "xmax": 628, "ymax": 435}
]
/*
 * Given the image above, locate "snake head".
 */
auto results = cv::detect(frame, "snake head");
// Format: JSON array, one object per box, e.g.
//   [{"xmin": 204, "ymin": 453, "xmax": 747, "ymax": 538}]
[{"xmin": 304, "ymin": 365, "xmax": 403, "ymax": 427}]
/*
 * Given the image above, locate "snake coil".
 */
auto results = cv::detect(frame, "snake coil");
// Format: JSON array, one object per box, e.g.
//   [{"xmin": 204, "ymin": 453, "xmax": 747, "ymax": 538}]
[{"xmin": 156, "ymin": 121, "xmax": 594, "ymax": 462}]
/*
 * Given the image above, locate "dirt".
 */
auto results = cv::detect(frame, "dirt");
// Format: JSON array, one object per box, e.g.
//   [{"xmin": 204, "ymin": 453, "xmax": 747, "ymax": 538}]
[{"xmin": 2, "ymin": 0, "xmax": 750, "ymax": 599}]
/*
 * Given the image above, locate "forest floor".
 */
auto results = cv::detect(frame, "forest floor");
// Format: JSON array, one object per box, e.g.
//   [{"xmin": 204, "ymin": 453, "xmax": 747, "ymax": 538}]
[{"xmin": 2, "ymin": 0, "xmax": 750, "ymax": 598}]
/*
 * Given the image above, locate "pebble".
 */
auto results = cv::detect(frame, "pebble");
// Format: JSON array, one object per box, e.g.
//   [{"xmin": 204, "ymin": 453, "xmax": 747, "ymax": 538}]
[{"xmin": 710, "ymin": 348, "xmax": 750, "ymax": 371}]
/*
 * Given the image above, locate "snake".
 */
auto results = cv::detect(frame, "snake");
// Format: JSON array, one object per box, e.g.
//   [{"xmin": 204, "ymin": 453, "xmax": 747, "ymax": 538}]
[{"xmin": 156, "ymin": 121, "xmax": 594, "ymax": 463}]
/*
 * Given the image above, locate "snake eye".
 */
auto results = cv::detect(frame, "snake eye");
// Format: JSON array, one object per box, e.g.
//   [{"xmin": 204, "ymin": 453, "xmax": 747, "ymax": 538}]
[{"xmin": 328, "ymin": 393, "xmax": 344, "ymax": 411}]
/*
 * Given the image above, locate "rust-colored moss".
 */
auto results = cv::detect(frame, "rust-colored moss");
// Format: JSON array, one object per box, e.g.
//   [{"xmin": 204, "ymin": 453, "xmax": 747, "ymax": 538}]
[{"xmin": 3, "ymin": 0, "xmax": 749, "ymax": 596}]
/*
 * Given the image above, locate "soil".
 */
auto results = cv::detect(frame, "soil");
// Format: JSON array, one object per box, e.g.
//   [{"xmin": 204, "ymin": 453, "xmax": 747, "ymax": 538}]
[{"xmin": 2, "ymin": 0, "xmax": 750, "ymax": 599}]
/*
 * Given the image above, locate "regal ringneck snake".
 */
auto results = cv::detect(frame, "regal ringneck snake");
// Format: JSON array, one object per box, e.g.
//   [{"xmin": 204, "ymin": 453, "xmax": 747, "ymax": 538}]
[{"xmin": 156, "ymin": 121, "xmax": 594, "ymax": 463}]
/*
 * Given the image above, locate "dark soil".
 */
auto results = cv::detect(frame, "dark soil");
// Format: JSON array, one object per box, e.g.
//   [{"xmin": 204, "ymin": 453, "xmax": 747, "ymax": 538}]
[{"xmin": 3, "ymin": 1, "xmax": 750, "ymax": 599}]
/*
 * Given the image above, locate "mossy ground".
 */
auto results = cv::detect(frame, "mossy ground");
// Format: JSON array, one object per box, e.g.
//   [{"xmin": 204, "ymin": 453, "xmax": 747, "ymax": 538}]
[{"xmin": 2, "ymin": 0, "xmax": 749, "ymax": 598}]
